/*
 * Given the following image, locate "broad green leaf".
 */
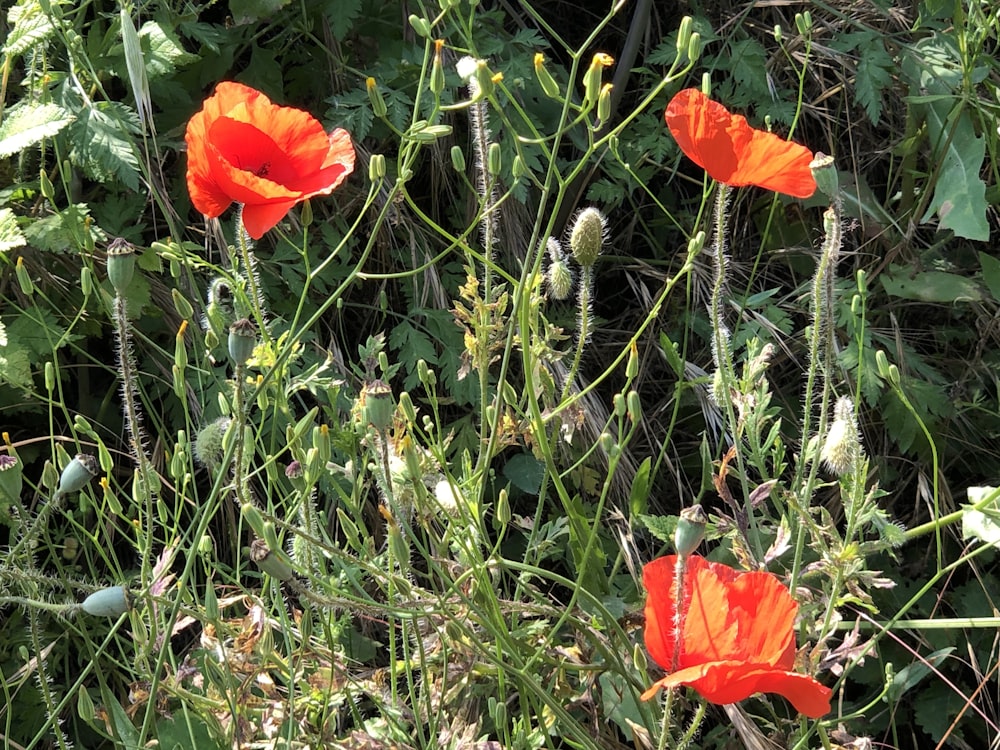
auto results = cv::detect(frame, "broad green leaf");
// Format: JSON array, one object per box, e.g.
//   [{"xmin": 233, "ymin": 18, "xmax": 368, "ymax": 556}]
[
  {"xmin": 502, "ymin": 453, "xmax": 545, "ymax": 495},
  {"xmin": 886, "ymin": 648, "xmax": 953, "ymax": 702},
  {"xmin": 0, "ymin": 209, "xmax": 27, "ymax": 254},
  {"xmin": 978, "ymin": 252, "xmax": 1000, "ymax": 303},
  {"xmin": 229, "ymin": 0, "xmax": 293, "ymax": 24},
  {"xmin": 880, "ymin": 267, "xmax": 982, "ymax": 303},
  {"xmin": 962, "ymin": 486, "xmax": 1000, "ymax": 545},
  {"xmin": 139, "ymin": 21, "xmax": 198, "ymax": 78},
  {"xmin": 0, "ymin": 102, "xmax": 75, "ymax": 158}
]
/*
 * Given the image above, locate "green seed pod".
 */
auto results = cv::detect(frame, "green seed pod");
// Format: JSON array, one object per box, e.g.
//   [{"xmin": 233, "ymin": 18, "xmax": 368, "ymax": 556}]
[
  {"xmin": 44, "ymin": 361, "xmax": 55, "ymax": 393},
  {"xmin": 364, "ymin": 379, "xmax": 395, "ymax": 432},
  {"xmin": 676, "ymin": 16, "xmax": 693, "ymax": 53},
  {"xmin": 450, "ymin": 145, "xmax": 466, "ymax": 173},
  {"xmin": 313, "ymin": 423, "xmax": 331, "ymax": 465},
  {"xmin": 626, "ymin": 341, "xmax": 639, "ymax": 379},
  {"xmin": 228, "ymin": 318, "xmax": 257, "ymax": 367},
  {"xmin": 809, "ymin": 152, "xmax": 839, "ymax": 198},
  {"xmin": 369, "ymin": 153, "xmax": 386, "ymax": 181},
  {"xmin": 487, "ymin": 142, "xmax": 502, "ymax": 177},
  {"xmin": 512, "ymin": 154, "xmax": 527, "ymax": 180},
  {"xmin": 39, "ymin": 168, "xmax": 56, "ymax": 202},
  {"xmin": 674, "ymin": 504, "xmax": 708, "ymax": 557},
  {"xmin": 613, "ymin": 392, "xmax": 626, "ymax": 418},
  {"xmin": 687, "ymin": 230, "xmax": 706, "ymax": 256},
  {"xmin": 795, "ymin": 11, "xmax": 812, "ymax": 35},
  {"xmin": 81, "ymin": 586, "xmax": 129, "ymax": 617},
  {"xmin": 300, "ymin": 198, "xmax": 313, "ymax": 227},
  {"xmin": 366, "ymin": 77, "xmax": 388, "ymax": 118},
  {"xmin": 56, "ymin": 453, "xmax": 99, "ymax": 497},
  {"xmin": 417, "ymin": 359, "xmax": 436, "ymax": 387},
  {"xmin": 408, "ymin": 14, "xmax": 432, "ymax": 38},
  {"xmin": 250, "ymin": 537, "xmax": 295, "ymax": 581},
  {"xmin": 15, "ymin": 257, "xmax": 33, "ymax": 296},
  {"xmin": 106, "ymin": 237, "xmax": 136, "ymax": 295},
  {"xmin": 473, "ymin": 60, "xmax": 496, "ymax": 99},
  {"xmin": 533, "ymin": 52, "xmax": 560, "ymax": 99},
  {"xmin": 596, "ymin": 83, "xmax": 612, "ymax": 125},
  {"xmin": 80, "ymin": 266, "xmax": 93, "ymax": 298},
  {"xmin": 386, "ymin": 513, "xmax": 410, "ymax": 568},
  {"xmin": 568, "ymin": 206, "xmax": 606, "ymax": 267}
]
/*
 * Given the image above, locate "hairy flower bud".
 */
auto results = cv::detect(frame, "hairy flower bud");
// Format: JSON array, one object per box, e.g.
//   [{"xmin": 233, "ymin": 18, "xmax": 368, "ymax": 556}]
[
  {"xmin": 821, "ymin": 396, "xmax": 863, "ymax": 476},
  {"xmin": 568, "ymin": 207, "xmax": 607, "ymax": 267}
]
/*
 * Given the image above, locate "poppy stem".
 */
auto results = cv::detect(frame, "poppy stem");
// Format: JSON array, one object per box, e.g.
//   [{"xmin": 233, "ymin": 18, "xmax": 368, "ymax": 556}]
[
  {"xmin": 671, "ymin": 552, "xmax": 687, "ymax": 673},
  {"xmin": 233, "ymin": 207, "xmax": 270, "ymax": 334}
]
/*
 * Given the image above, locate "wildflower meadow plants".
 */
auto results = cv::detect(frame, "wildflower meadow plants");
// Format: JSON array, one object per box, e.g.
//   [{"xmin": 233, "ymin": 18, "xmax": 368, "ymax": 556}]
[{"xmin": 1, "ymin": 1, "xmax": 1000, "ymax": 749}]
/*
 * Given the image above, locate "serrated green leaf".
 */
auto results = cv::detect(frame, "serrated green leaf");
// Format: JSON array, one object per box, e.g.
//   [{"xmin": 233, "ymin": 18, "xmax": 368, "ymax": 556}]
[
  {"xmin": 389, "ymin": 320, "xmax": 437, "ymax": 391},
  {"xmin": 0, "ymin": 209, "xmax": 27, "ymax": 254},
  {"xmin": 0, "ymin": 102, "xmax": 75, "ymax": 158},
  {"xmin": 3, "ymin": 0, "xmax": 61, "ymax": 57},
  {"xmin": 0, "ymin": 346, "xmax": 33, "ymax": 390},
  {"xmin": 68, "ymin": 102, "xmax": 142, "ymax": 191},
  {"xmin": 139, "ymin": 21, "xmax": 198, "ymax": 78},
  {"xmin": 855, "ymin": 42, "xmax": 894, "ymax": 125},
  {"xmin": 322, "ymin": 0, "xmax": 362, "ymax": 41},
  {"xmin": 639, "ymin": 513, "xmax": 677, "ymax": 546}
]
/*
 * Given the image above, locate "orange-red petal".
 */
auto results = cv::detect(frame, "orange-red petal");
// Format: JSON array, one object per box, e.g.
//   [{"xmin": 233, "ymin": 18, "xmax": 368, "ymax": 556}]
[{"xmin": 665, "ymin": 88, "xmax": 816, "ymax": 198}]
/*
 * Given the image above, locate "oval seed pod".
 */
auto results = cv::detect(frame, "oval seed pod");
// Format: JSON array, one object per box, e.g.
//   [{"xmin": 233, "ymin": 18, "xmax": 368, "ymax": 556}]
[
  {"xmin": 106, "ymin": 237, "xmax": 137, "ymax": 295},
  {"xmin": 228, "ymin": 318, "xmax": 257, "ymax": 367},
  {"xmin": 56, "ymin": 453, "xmax": 99, "ymax": 497},
  {"xmin": 81, "ymin": 586, "xmax": 130, "ymax": 617}
]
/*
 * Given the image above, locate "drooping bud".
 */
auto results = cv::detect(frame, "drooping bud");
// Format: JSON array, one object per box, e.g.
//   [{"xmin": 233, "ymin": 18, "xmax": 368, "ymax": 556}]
[
  {"xmin": 821, "ymin": 396, "xmax": 863, "ymax": 476},
  {"xmin": 106, "ymin": 237, "xmax": 136, "ymax": 294},
  {"xmin": 544, "ymin": 237, "xmax": 573, "ymax": 300},
  {"xmin": 56, "ymin": 453, "xmax": 99, "ymax": 498},
  {"xmin": 568, "ymin": 207, "xmax": 607, "ymax": 267},
  {"xmin": 228, "ymin": 317, "xmax": 257, "ymax": 367},
  {"xmin": 674, "ymin": 504, "xmax": 708, "ymax": 557},
  {"xmin": 533, "ymin": 52, "xmax": 561, "ymax": 99},
  {"xmin": 450, "ymin": 145, "xmax": 466, "ymax": 173}
]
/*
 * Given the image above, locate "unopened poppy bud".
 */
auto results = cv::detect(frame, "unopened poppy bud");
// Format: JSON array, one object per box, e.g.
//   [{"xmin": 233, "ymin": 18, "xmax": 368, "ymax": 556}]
[
  {"xmin": 687, "ymin": 32, "xmax": 702, "ymax": 62},
  {"xmin": 174, "ymin": 320, "xmax": 188, "ymax": 371},
  {"xmin": 773, "ymin": 24, "xmax": 783, "ymax": 43},
  {"xmin": 596, "ymin": 83, "xmax": 613, "ymax": 125},
  {"xmin": 313, "ymin": 423, "xmax": 331, "ymax": 465},
  {"xmin": 106, "ymin": 237, "xmax": 136, "ymax": 294},
  {"xmin": 821, "ymin": 397, "xmax": 862, "ymax": 475},
  {"xmin": 194, "ymin": 417, "xmax": 230, "ymax": 470},
  {"xmin": 512, "ymin": 154, "xmax": 527, "ymax": 180},
  {"xmin": 364, "ymin": 379, "xmax": 395, "ymax": 432},
  {"xmin": 15, "ymin": 256, "xmax": 33, "ymax": 295},
  {"xmin": 369, "ymin": 153, "xmax": 386, "ymax": 181},
  {"xmin": 450, "ymin": 145, "xmax": 466, "ymax": 172},
  {"xmin": 39, "ymin": 168, "xmax": 55, "ymax": 202},
  {"xmin": 533, "ymin": 52, "xmax": 560, "ymax": 98},
  {"xmin": 399, "ymin": 391, "xmax": 417, "ymax": 424},
  {"xmin": 687, "ymin": 230, "xmax": 706, "ymax": 256},
  {"xmin": 569, "ymin": 206, "xmax": 607, "ymax": 267},
  {"xmin": 228, "ymin": 318, "xmax": 257, "ymax": 367},
  {"xmin": 430, "ymin": 40, "xmax": 445, "ymax": 96},
  {"xmin": 366, "ymin": 77, "xmax": 388, "ymax": 118},
  {"xmin": 546, "ymin": 257, "xmax": 573, "ymax": 300},
  {"xmin": 809, "ymin": 152, "xmax": 839, "ymax": 198},
  {"xmin": 57, "ymin": 453, "xmax": 99, "ymax": 497},
  {"xmin": 613, "ymin": 392, "xmax": 626, "ymax": 418},
  {"xmin": 676, "ymin": 16, "xmax": 693, "ymax": 53},
  {"xmin": 496, "ymin": 487, "xmax": 511, "ymax": 525},
  {"xmin": 582, "ymin": 53, "xmax": 613, "ymax": 108},
  {"xmin": 417, "ymin": 358, "xmax": 436, "ymax": 387},
  {"xmin": 250, "ymin": 537, "xmax": 295, "ymax": 581},
  {"xmin": 674, "ymin": 503, "xmax": 708, "ymax": 557},
  {"xmin": 487, "ymin": 142, "xmax": 502, "ymax": 177},
  {"xmin": 300, "ymin": 198, "xmax": 313, "ymax": 226},
  {"xmin": 44, "ymin": 361, "xmax": 55, "ymax": 392},
  {"xmin": 80, "ymin": 266, "xmax": 93, "ymax": 297},
  {"xmin": 408, "ymin": 14, "xmax": 432, "ymax": 38},
  {"xmin": 81, "ymin": 586, "xmax": 130, "ymax": 617},
  {"xmin": 171, "ymin": 289, "xmax": 194, "ymax": 320}
]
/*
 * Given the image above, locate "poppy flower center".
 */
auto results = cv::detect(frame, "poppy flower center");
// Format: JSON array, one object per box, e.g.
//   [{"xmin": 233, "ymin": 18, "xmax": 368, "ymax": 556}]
[{"xmin": 208, "ymin": 117, "xmax": 296, "ymax": 186}]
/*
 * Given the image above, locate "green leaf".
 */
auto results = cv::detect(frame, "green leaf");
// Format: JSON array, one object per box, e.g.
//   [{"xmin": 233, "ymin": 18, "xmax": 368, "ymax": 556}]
[
  {"xmin": 68, "ymin": 102, "xmax": 142, "ymax": 191},
  {"xmin": 389, "ymin": 320, "xmax": 438, "ymax": 390},
  {"xmin": 978, "ymin": 252, "xmax": 1000, "ymax": 303},
  {"xmin": 855, "ymin": 41, "xmax": 894, "ymax": 125},
  {"xmin": 880, "ymin": 268, "xmax": 982, "ymax": 303},
  {"xmin": 139, "ymin": 21, "xmax": 198, "ymax": 79},
  {"xmin": 0, "ymin": 102, "xmax": 75, "ymax": 158},
  {"xmin": 229, "ymin": 0, "xmax": 293, "ymax": 24},
  {"xmin": 3, "ymin": 0, "xmax": 62, "ymax": 57},
  {"xmin": 639, "ymin": 513, "xmax": 677, "ymax": 546},
  {"xmin": 962, "ymin": 486, "xmax": 1000, "ymax": 545},
  {"xmin": 502, "ymin": 453, "xmax": 545, "ymax": 495},
  {"xmin": 886, "ymin": 648, "xmax": 953, "ymax": 703},
  {"xmin": 322, "ymin": 0, "xmax": 362, "ymax": 41},
  {"xmin": 0, "ymin": 345, "xmax": 33, "ymax": 391},
  {"xmin": 0, "ymin": 209, "xmax": 27, "ymax": 254}
]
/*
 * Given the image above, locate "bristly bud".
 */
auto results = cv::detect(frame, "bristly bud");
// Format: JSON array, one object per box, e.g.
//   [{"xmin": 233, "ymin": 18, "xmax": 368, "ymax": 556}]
[
  {"xmin": 106, "ymin": 237, "xmax": 136, "ymax": 294},
  {"xmin": 228, "ymin": 317, "xmax": 257, "ymax": 367},
  {"xmin": 568, "ymin": 207, "xmax": 607, "ymax": 267},
  {"xmin": 810, "ymin": 152, "xmax": 839, "ymax": 198},
  {"xmin": 56, "ymin": 453, "xmax": 99, "ymax": 497},
  {"xmin": 821, "ymin": 396, "xmax": 863, "ymax": 476},
  {"xmin": 582, "ymin": 53, "xmax": 613, "ymax": 109},
  {"xmin": 674, "ymin": 503, "xmax": 708, "ymax": 557},
  {"xmin": 533, "ymin": 52, "xmax": 561, "ymax": 98},
  {"xmin": 364, "ymin": 379, "xmax": 395, "ymax": 433},
  {"xmin": 430, "ymin": 39, "xmax": 445, "ymax": 96},
  {"xmin": 544, "ymin": 237, "xmax": 573, "ymax": 300},
  {"xmin": 366, "ymin": 76, "xmax": 388, "ymax": 118},
  {"xmin": 194, "ymin": 417, "xmax": 231, "ymax": 471}
]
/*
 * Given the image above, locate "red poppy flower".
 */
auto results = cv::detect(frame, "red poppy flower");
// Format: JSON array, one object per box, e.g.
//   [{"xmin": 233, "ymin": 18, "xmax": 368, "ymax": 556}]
[
  {"xmin": 665, "ymin": 88, "xmax": 816, "ymax": 198},
  {"xmin": 185, "ymin": 81, "xmax": 356, "ymax": 239},
  {"xmin": 642, "ymin": 555, "xmax": 832, "ymax": 719}
]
